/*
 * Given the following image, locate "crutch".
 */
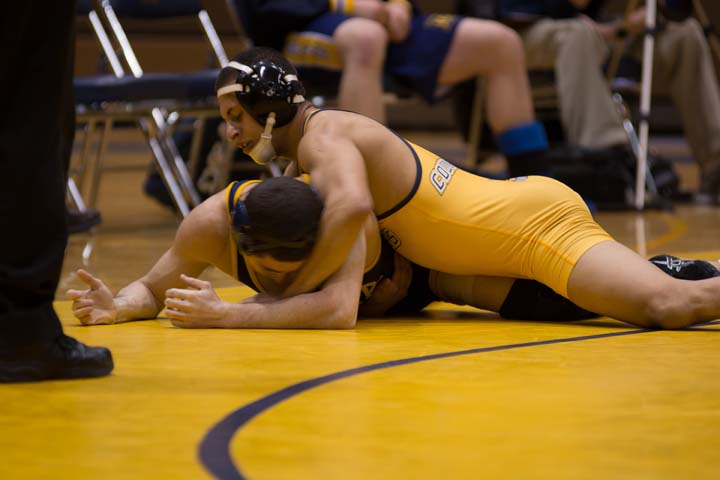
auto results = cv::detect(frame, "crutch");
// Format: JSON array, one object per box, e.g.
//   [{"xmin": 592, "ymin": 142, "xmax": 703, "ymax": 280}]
[
  {"xmin": 606, "ymin": 0, "xmax": 659, "ymax": 209},
  {"xmin": 635, "ymin": 0, "xmax": 658, "ymax": 209}
]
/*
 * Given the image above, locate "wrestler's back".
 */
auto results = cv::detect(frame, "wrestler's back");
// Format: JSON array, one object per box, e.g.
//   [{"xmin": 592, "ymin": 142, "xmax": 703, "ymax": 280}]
[{"xmin": 300, "ymin": 109, "xmax": 419, "ymax": 215}]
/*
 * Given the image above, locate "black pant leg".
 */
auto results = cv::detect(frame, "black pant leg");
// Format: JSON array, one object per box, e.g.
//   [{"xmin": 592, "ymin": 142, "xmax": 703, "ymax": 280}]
[{"xmin": 0, "ymin": 1, "xmax": 76, "ymax": 347}]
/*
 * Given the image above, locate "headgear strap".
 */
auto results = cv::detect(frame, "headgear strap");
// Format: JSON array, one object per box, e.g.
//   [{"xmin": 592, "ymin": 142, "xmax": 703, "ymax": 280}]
[{"xmin": 216, "ymin": 60, "xmax": 306, "ymax": 127}]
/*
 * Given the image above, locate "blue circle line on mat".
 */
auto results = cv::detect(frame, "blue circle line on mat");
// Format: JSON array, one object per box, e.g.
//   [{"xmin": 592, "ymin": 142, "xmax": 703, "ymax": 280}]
[{"xmin": 199, "ymin": 322, "xmax": 719, "ymax": 479}]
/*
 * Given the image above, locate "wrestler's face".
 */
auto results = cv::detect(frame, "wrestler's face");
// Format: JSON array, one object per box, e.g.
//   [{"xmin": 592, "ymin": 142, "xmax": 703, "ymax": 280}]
[
  {"xmin": 244, "ymin": 255, "xmax": 305, "ymax": 293},
  {"xmin": 218, "ymin": 93, "xmax": 264, "ymax": 154}
]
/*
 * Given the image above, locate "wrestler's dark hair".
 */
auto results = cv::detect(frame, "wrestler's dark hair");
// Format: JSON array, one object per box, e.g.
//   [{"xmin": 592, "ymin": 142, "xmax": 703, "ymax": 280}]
[
  {"xmin": 232, "ymin": 177, "xmax": 323, "ymax": 262},
  {"xmin": 215, "ymin": 47, "xmax": 306, "ymax": 127}
]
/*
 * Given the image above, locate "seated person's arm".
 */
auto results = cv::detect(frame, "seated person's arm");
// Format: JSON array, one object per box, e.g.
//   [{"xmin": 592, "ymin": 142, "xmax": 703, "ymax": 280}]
[
  {"xmin": 168, "ymin": 226, "xmax": 369, "ymax": 329},
  {"xmin": 282, "ymin": 134, "xmax": 374, "ymax": 298},
  {"xmin": 67, "ymin": 197, "xmax": 223, "ymax": 324}
]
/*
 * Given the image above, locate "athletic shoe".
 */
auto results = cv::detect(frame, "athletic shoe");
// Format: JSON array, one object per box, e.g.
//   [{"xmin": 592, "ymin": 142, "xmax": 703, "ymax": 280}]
[{"xmin": 649, "ymin": 254, "xmax": 720, "ymax": 280}]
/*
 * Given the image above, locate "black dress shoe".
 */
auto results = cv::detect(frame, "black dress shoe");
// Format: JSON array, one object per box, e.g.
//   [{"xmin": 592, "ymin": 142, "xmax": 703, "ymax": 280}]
[
  {"xmin": 67, "ymin": 208, "xmax": 102, "ymax": 234},
  {"xmin": 0, "ymin": 334, "xmax": 113, "ymax": 382}
]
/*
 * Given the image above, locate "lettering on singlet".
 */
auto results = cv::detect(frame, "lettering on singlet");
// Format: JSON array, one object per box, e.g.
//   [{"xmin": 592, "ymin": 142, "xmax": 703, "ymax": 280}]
[
  {"xmin": 361, "ymin": 281, "xmax": 380, "ymax": 301},
  {"xmin": 381, "ymin": 228, "xmax": 402, "ymax": 250},
  {"xmin": 429, "ymin": 158, "xmax": 457, "ymax": 196}
]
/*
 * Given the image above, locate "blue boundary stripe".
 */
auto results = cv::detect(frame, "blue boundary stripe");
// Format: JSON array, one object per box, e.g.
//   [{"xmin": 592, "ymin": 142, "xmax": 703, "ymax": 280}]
[{"xmin": 198, "ymin": 324, "xmax": 718, "ymax": 479}]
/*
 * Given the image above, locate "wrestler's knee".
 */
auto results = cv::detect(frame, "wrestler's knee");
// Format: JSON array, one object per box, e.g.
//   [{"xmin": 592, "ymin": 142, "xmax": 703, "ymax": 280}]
[
  {"xmin": 334, "ymin": 18, "xmax": 388, "ymax": 66},
  {"xmin": 642, "ymin": 282, "xmax": 695, "ymax": 329}
]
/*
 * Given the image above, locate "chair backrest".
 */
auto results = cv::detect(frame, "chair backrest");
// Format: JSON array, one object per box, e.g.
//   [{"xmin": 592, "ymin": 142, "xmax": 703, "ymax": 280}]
[
  {"xmin": 77, "ymin": 0, "xmax": 127, "ymax": 77},
  {"xmin": 97, "ymin": 0, "xmax": 230, "ymax": 77},
  {"xmin": 106, "ymin": 0, "xmax": 203, "ymax": 18}
]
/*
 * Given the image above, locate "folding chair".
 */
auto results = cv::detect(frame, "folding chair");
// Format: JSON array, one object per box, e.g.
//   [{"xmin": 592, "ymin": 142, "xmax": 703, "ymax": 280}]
[{"xmin": 71, "ymin": 0, "xmax": 232, "ymax": 217}]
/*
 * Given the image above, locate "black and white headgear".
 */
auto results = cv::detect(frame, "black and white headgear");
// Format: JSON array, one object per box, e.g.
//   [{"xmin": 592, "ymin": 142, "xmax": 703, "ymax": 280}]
[{"xmin": 217, "ymin": 60, "xmax": 306, "ymax": 127}]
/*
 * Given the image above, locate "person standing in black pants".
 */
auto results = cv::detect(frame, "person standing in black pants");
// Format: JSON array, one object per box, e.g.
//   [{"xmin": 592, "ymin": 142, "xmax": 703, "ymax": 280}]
[{"xmin": 0, "ymin": 0, "xmax": 113, "ymax": 381}]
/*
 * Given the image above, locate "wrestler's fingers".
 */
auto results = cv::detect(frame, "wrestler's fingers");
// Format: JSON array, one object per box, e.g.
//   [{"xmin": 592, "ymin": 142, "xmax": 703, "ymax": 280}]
[
  {"xmin": 164, "ymin": 297, "xmax": 189, "ymax": 311},
  {"xmin": 74, "ymin": 311, "xmax": 92, "ymax": 323},
  {"xmin": 165, "ymin": 288, "xmax": 196, "ymax": 300},
  {"xmin": 73, "ymin": 306, "xmax": 96, "ymax": 318},
  {"xmin": 66, "ymin": 289, "xmax": 90, "ymax": 300},
  {"xmin": 166, "ymin": 308, "xmax": 190, "ymax": 323},
  {"xmin": 180, "ymin": 274, "xmax": 210, "ymax": 290},
  {"xmin": 72, "ymin": 298, "xmax": 94, "ymax": 309},
  {"xmin": 76, "ymin": 269, "xmax": 104, "ymax": 289}
]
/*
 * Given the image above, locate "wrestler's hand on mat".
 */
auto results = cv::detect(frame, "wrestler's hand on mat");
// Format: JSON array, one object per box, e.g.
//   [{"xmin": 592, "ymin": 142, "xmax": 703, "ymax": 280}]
[
  {"xmin": 66, "ymin": 269, "xmax": 118, "ymax": 325},
  {"xmin": 360, "ymin": 252, "xmax": 413, "ymax": 317},
  {"xmin": 165, "ymin": 274, "xmax": 227, "ymax": 328},
  {"xmin": 384, "ymin": 0, "xmax": 411, "ymax": 42}
]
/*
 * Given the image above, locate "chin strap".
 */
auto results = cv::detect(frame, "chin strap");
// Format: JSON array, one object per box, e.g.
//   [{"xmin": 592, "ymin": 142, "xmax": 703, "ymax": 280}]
[{"xmin": 248, "ymin": 112, "xmax": 277, "ymax": 165}]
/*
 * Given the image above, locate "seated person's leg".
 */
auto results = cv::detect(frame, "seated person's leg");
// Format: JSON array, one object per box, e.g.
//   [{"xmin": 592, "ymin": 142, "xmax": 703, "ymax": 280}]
[
  {"xmin": 392, "ymin": 15, "xmax": 549, "ymax": 176},
  {"xmin": 527, "ymin": 18, "xmax": 627, "ymax": 149},
  {"xmin": 333, "ymin": 17, "xmax": 388, "ymax": 122},
  {"xmin": 650, "ymin": 18, "xmax": 720, "ymax": 201},
  {"xmin": 291, "ymin": 13, "xmax": 388, "ymax": 122}
]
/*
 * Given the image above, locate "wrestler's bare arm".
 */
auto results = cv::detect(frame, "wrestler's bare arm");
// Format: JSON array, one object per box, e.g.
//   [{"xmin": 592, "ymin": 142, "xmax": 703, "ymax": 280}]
[
  {"xmin": 170, "ymin": 226, "xmax": 369, "ymax": 329},
  {"xmin": 67, "ymin": 194, "xmax": 229, "ymax": 324},
  {"xmin": 281, "ymin": 131, "xmax": 374, "ymax": 298}
]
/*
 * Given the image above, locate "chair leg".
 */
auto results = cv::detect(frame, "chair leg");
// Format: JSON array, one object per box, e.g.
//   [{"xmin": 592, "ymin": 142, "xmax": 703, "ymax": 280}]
[
  {"xmin": 611, "ymin": 93, "xmax": 658, "ymax": 196},
  {"xmin": 187, "ymin": 116, "xmax": 207, "ymax": 180},
  {"xmin": 87, "ymin": 118, "xmax": 112, "ymax": 208},
  {"xmin": 152, "ymin": 108, "xmax": 202, "ymax": 207},
  {"xmin": 66, "ymin": 177, "xmax": 87, "ymax": 212},
  {"xmin": 139, "ymin": 117, "xmax": 191, "ymax": 217},
  {"xmin": 467, "ymin": 77, "xmax": 485, "ymax": 168},
  {"xmin": 76, "ymin": 119, "xmax": 98, "ymax": 196}
]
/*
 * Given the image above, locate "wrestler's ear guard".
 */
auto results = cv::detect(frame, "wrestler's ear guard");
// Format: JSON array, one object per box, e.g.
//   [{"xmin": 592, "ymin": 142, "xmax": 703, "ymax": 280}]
[{"xmin": 248, "ymin": 112, "xmax": 276, "ymax": 165}]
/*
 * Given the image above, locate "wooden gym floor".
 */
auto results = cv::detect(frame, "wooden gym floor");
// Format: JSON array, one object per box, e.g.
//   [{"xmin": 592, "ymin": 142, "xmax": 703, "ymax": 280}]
[{"xmin": 1, "ymin": 129, "xmax": 720, "ymax": 480}]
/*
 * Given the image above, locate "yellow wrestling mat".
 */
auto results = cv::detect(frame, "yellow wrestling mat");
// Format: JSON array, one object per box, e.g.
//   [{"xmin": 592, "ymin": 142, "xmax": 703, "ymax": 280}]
[{"xmin": 1, "ymin": 283, "xmax": 720, "ymax": 480}]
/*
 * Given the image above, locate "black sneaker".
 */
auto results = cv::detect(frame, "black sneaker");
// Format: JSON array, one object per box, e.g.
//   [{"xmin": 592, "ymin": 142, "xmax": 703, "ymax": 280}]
[
  {"xmin": 0, "ymin": 334, "xmax": 113, "ymax": 382},
  {"xmin": 649, "ymin": 255, "xmax": 720, "ymax": 280}
]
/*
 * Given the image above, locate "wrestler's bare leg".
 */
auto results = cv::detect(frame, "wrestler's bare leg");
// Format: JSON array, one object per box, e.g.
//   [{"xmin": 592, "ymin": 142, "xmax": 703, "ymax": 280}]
[{"xmin": 567, "ymin": 240, "xmax": 720, "ymax": 329}]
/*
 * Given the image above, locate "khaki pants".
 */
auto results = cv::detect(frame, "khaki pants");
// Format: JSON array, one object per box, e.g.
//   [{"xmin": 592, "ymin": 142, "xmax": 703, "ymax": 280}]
[{"xmin": 521, "ymin": 17, "xmax": 720, "ymax": 193}]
